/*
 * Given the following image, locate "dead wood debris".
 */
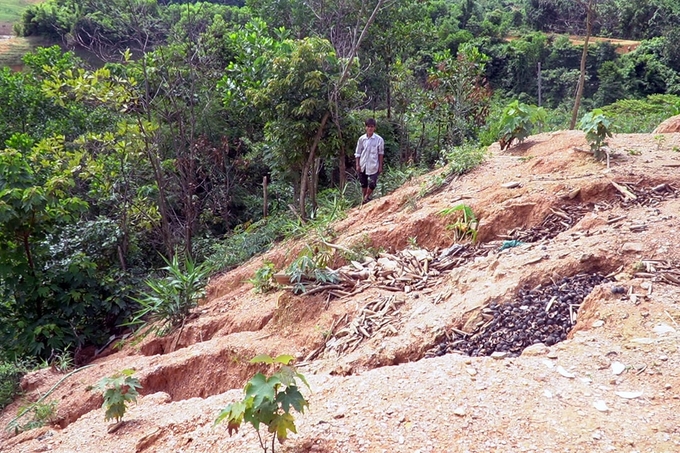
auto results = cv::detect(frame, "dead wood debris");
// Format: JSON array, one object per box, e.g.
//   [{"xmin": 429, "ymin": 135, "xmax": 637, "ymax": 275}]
[
  {"xmin": 614, "ymin": 181, "xmax": 679, "ymax": 208},
  {"xmin": 297, "ymin": 245, "xmax": 487, "ymax": 359},
  {"xmin": 503, "ymin": 204, "xmax": 591, "ymax": 243},
  {"xmin": 320, "ymin": 294, "xmax": 405, "ymax": 356},
  {"xmin": 292, "ymin": 245, "xmax": 488, "ymax": 298},
  {"xmin": 633, "ymin": 259, "xmax": 680, "ymax": 286}
]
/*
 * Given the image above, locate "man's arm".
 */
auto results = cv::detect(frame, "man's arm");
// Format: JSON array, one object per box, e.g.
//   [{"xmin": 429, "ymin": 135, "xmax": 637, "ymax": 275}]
[
  {"xmin": 355, "ymin": 137, "xmax": 363, "ymax": 172},
  {"xmin": 378, "ymin": 154, "xmax": 384, "ymax": 173}
]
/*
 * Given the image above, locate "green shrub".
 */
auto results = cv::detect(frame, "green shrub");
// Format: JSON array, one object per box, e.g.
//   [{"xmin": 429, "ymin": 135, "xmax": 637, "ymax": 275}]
[
  {"xmin": 443, "ymin": 144, "xmax": 487, "ymax": 176},
  {"xmin": 602, "ymin": 94, "xmax": 680, "ymax": 133},
  {"xmin": 285, "ymin": 244, "xmax": 338, "ymax": 294},
  {"xmin": 9, "ymin": 400, "xmax": 57, "ymax": 433},
  {"xmin": 204, "ymin": 215, "xmax": 301, "ymax": 273},
  {"xmin": 126, "ymin": 254, "xmax": 212, "ymax": 335},
  {"xmin": 578, "ymin": 108, "xmax": 613, "ymax": 158},
  {"xmin": 249, "ymin": 261, "xmax": 276, "ymax": 294},
  {"xmin": 0, "ymin": 361, "xmax": 27, "ymax": 411},
  {"xmin": 215, "ymin": 354, "xmax": 309, "ymax": 453},
  {"xmin": 497, "ymin": 100, "xmax": 547, "ymax": 150}
]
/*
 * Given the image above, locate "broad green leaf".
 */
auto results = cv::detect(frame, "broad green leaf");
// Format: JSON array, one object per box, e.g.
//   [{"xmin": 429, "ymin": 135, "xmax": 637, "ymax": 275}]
[
  {"xmin": 249, "ymin": 354, "xmax": 274, "ymax": 364},
  {"xmin": 244, "ymin": 373, "xmax": 277, "ymax": 407},
  {"xmin": 269, "ymin": 412, "xmax": 297, "ymax": 444},
  {"xmin": 276, "ymin": 385, "xmax": 308, "ymax": 413},
  {"xmin": 272, "ymin": 354, "xmax": 294, "ymax": 365},
  {"xmin": 215, "ymin": 400, "xmax": 246, "ymax": 435}
]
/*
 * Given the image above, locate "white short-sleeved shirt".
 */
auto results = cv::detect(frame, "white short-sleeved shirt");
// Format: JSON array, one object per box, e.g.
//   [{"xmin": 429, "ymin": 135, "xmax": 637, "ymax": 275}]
[{"xmin": 355, "ymin": 133, "xmax": 384, "ymax": 175}]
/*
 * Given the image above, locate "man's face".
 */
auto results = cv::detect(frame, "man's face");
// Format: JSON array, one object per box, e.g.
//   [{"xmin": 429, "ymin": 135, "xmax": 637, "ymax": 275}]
[{"xmin": 366, "ymin": 124, "xmax": 375, "ymax": 136}]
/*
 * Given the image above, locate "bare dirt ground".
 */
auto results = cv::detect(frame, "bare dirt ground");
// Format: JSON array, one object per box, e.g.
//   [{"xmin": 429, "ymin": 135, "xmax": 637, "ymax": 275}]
[
  {"xmin": 3, "ymin": 129, "xmax": 680, "ymax": 453},
  {"xmin": 506, "ymin": 35, "xmax": 640, "ymax": 54}
]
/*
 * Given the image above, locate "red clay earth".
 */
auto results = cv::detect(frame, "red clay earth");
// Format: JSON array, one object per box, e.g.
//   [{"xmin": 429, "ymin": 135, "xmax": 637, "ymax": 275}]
[{"xmin": 2, "ymin": 129, "xmax": 680, "ymax": 453}]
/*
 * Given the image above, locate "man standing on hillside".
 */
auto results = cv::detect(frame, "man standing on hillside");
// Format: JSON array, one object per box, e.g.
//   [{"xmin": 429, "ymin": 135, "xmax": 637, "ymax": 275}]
[{"xmin": 355, "ymin": 118, "xmax": 384, "ymax": 204}]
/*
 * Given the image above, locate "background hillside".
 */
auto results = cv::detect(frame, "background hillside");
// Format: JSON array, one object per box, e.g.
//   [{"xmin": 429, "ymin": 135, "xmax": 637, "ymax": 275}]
[
  {"xmin": 2, "ymin": 129, "xmax": 680, "ymax": 452},
  {"xmin": 2, "ymin": 3, "xmax": 680, "ymax": 444}
]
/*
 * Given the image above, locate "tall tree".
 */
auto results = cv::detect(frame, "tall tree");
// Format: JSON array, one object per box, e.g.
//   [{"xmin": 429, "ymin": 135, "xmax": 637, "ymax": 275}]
[{"xmin": 570, "ymin": 0, "xmax": 595, "ymax": 129}]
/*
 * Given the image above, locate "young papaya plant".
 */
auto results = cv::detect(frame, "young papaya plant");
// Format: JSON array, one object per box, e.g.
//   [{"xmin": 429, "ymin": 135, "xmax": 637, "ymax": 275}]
[
  {"xmin": 215, "ymin": 354, "xmax": 310, "ymax": 453},
  {"xmin": 578, "ymin": 108, "xmax": 613, "ymax": 159},
  {"xmin": 94, "ymin": 369, "xmax": 142, "ymax": 424},
  {"xmin": 497, "ymin": 100, "xmax": 546, "ymax": 150}
]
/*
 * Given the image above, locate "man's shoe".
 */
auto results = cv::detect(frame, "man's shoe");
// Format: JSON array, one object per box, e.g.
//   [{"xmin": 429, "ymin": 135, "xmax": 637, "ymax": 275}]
[{"xmin": 362, "ymin": 196, "xmax": 372, "ymax": 204}]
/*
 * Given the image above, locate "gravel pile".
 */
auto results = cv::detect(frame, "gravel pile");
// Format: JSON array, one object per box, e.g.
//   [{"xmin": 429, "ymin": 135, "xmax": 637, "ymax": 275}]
[{"xmin": 428, "ymin": 273, "xmax": 610, "ymax": 358}]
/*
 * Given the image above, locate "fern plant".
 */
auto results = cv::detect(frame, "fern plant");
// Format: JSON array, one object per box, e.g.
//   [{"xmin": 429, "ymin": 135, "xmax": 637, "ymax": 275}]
[
  {"xmin": 215, "ymin": 354, "xmax": 309, "ymax": 453},
  {"xmin": 95, "ymin": 369, "xmax": 142, "ymax": 424}
]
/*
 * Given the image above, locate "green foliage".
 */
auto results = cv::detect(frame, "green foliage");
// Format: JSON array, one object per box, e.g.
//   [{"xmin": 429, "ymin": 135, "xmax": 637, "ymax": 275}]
[
  {"xmin": 497, "ymin": 101, "xmax": 547, "ymax": 150},
  {"xmin": 310, "ymin": 186, "xmax": 354, "ymax": 225},
  {"xmin": 601, "ymin": 94, "xmax": 680, "ymax": 133},
  {"xmin": 426, "ymin": 44, "xmax": 492, "ymax": 148},
  {"xmin": 339, "ymin": 235, "xmax": 382, "ymax": 264},
  {"xmin": 215, "ymin": 354, "xmax": 309, "ymax": 453},
  {"xmin": 442, "ymin": 144, "xmax": 488, "ymax": 176},
  {"xmin": 377, "ymin": 164, "xmax": 427, "ymax": 199},
  {"xmin": 0, "ymin": 0, "xmax": 33, "ymax": 24},
  {"xmin": 0, "ymin": 361, "xmax": 28, "ymax": 411},
  {"xmin": 204, "ymin": 215, "xmax": 300, "ymax": 273},
  {"xmin": 578, "ymin": 108, "xmax": 614, "ymax": 158},
  {"xmin": 94, "ymin": 369, "xmax": 142, "ymax": 423},
  {"xmin": 440, "ymin": 204, "xmax": 479, "ymax": 243},
  {"xmin": 249, "ymin": 261, "xmax": 276, "ymax": 294},
  {"xmin": 49, "ymin": 348, "xmax": 74, "ymax": 373},
  {"xmin": 0, "ymin": 134, "xmax": 90, "ymax": 359},
  {"xmin": 285, "ymin": 244, "xmax": 338, "ymax": 294},
  {"xmin": 126, "ymin": 254, "xmax": 212, "ymax": 335},
  {"xmin": 9, "ymin": 400, "xmax": 57, "ymax": 433}
]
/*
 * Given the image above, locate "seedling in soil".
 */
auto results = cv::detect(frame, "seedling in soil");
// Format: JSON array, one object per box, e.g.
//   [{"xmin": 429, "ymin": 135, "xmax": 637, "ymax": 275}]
[
  {"xmin": 440, "ymin": 204, "xmax": 479, "ymax": 243},
  {"xmin": 578, "ymin": 108, "xmax": 613, "ymax": 159},
  {"xmin": 94, "ymin": 369, "xmax": 142, "ymax": 429},
  {"xmin": 215, "ymin": 354, "xmax": 309, "ymax": 453}
]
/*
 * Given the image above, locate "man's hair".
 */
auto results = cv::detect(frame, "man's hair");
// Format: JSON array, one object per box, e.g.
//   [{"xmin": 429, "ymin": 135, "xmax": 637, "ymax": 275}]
[{"xmin": 365, "ymin": 118, "xmax": 376, "ymax": 127}]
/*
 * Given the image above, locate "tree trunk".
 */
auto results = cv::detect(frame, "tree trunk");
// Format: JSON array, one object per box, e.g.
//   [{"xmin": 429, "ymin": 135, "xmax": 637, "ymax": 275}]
[
  {"xmin": 331, "ymin": 111, "xmax": 347, "ymax": 190},
  {"xmin": 263, "ymin": 176, "xmax": 268, "ymax": 218},
  {"xmin": 570, "ymin": 0, "xmax": 594, "ymax": 129},
  {"xmin": 299, "ymin": 111, "xmax": 331, "ymax": 219},
  {"xmin": 310, "ymin": 157, "xmax": 321, "ymax": 214}
]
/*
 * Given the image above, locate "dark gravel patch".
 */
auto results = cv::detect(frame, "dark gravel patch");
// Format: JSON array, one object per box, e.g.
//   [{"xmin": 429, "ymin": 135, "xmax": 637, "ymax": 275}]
[{"xmin": 427, "ymin": 272, "xmax": 610, "ymax": 358}]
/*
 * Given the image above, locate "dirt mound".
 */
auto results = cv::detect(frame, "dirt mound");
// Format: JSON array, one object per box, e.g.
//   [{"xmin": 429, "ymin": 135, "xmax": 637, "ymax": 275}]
[
  {"xmin": 654, "ymin": 115, "xmax": 680, "ymax": 133},
  {"xmin": 3, "ymin": 130, "xmax": 680, "ymax": 452}
]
